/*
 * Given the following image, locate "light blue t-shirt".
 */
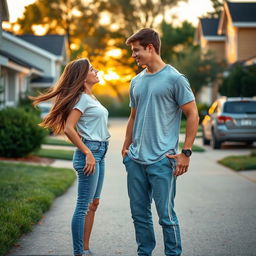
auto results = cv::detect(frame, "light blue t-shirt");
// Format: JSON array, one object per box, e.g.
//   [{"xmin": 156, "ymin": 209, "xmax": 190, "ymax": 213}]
[
  {"xmin": 73, "ymin": 93, "xmax": 110, "ymax": 141},
  {"xmin": 128, "ymin": 64, "xmax": 195, "ymax": 164}
]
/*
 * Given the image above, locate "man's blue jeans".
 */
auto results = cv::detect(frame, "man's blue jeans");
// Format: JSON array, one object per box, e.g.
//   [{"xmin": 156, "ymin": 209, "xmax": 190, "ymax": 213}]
[
  {"xmin": 71, "ymin": 139, "xmax": 108, "ymax": 255},
  {"xmin": 123, "ymin": 155, "xmax": 182, "ymax": 256}
]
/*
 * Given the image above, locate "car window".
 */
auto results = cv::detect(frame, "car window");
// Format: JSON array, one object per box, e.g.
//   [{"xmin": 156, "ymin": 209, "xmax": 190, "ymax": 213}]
[{"xmin": 223, "ymin": 101, "xmax": 256, "ymax": 114}]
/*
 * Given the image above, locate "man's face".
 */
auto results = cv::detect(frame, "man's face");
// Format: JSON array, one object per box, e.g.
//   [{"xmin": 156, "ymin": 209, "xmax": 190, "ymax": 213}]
[{"xmin": 130, "ymin": 41, "xmax": 150, "ymax": 66}]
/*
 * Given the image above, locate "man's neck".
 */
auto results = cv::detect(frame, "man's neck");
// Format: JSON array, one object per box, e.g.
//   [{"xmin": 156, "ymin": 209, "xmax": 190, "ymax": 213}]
[{"xmin": 145, "ymin": 57, "xmax": 166, "ymax": 74}]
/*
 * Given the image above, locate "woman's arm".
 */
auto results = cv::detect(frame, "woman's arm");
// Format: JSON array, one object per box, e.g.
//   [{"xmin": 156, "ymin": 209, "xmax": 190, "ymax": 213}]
[{"xmin": 64, "ymin": 109, "xmax": 95, "ymax": 175}]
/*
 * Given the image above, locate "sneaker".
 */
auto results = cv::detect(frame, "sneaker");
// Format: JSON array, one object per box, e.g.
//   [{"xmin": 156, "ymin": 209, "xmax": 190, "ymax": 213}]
[{"xmin": 83, "ymin": 250, "xmax": 92, "ymax": 256}]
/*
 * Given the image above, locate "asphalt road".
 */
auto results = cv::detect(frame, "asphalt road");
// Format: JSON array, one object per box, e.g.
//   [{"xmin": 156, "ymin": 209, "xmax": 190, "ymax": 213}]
[{"xmin": 7, "ymin": 118, "xmax": 256, "ymax": 256}]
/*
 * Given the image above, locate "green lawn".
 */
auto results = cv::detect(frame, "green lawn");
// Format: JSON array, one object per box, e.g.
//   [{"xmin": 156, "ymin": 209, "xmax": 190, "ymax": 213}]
[
  {"xmin": 179, "ymin": 142, "xmax": 205, "ymax": 152},
  {"xmin": 218, "ymin": 155, "xmax": 256, "ymax": 171},
  {"xmin": 0, "ymin": 162, "xmax": 76, "ymax": 256},
  {"xmin": 43, "ymin": 137, "xmax": 73, "ymax": 147},
  {"xmin": 33, "ymin": 148, "xmax": 74, "ymax": 160}
]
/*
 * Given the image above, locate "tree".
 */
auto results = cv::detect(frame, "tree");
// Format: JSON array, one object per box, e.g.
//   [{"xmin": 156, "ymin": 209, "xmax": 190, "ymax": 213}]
[
  {"xmin": 16, "ymin": 0, "xmax": 103, "ymax": 50},
  {"xmin": 160, "ymin": 20, "xmax": 195, "ymax": 63},
  {"xmin": 100, "ymin": 0, "xmax": 188, "ymax": 36},
  {"xmin": 219, "ymin": 64, "xmax": 256, "ymax": 97},
  {"xmin": 172, "ymin": 46, "xmax": 223, "ymax": 95},
  {"xmin": 206, "ymin": 0, "xmax": 224, "ymax": 18}
]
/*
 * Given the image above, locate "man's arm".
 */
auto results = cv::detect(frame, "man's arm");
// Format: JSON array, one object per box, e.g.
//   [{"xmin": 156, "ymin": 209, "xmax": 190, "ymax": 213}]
[
  {"xmin": 121, "ymin": 108, "xmax": 136, "ymax": 157},
  {"xmin": 167, "ymin": 100, "xmax": 199, "ymax": 176}
]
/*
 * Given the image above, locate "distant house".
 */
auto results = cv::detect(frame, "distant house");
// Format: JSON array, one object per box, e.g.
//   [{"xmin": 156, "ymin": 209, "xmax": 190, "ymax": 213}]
[
  {"xmin": 195, "ymin": 18, "xmax": 225, "ymax": 62},
  {"xmin": 218, "ymin": 1, "xmax": 256, "ymax": 65},
  {"xmin": 0, "ymin": 0, "xmax": 68, "ymax": 108},
  {"xmin": 195, "ymin": 1, "xmax": 256, "ymax": 104}
]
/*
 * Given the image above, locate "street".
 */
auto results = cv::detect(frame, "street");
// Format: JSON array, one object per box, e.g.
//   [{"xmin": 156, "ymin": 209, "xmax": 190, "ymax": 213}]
[{"xmin": 7, "ymin": 118, "xmax": 256, "ymax": 256}]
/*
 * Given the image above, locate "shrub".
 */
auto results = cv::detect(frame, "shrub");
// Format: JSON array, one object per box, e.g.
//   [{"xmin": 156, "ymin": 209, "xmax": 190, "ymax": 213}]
[
  {"xmin": 0, "ymin": 108, "xmax": 47, "ymax": 157},
  {"xmin": 18, "ymin": 96, "xmax": 40, "ymax": 117}
]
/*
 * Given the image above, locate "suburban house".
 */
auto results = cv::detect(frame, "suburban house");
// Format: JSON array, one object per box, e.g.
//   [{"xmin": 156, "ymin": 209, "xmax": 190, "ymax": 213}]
[
  {"xmin": 195, "ymin": 0, "xmax": 256, "ymax": 104},
  {"xmin": 0, "ymin": 0, "xmax": 68, "ymax": 108}
]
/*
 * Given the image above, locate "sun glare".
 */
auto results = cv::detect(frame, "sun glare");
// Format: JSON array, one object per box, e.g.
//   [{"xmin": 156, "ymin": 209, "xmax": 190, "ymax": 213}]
[
  {"xmin": 103, "ymin": 71, "xmax": 120, "ymax": 81},
  {"xmin": 32, "ymin": 25, "xmax": 47, "ymax": 35},
  {"xmin": 99, "ymin": 12, "xmax": 111, "ymax": 25},
  {"xmin": 106, "ymin": 49, "xmax": 122, "ymax": 58}
]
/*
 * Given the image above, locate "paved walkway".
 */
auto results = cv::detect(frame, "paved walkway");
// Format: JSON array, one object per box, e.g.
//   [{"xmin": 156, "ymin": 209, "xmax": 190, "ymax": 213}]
[{"xmin": 7, "ymin": 118, "xmax": 256, "ymax": 256}]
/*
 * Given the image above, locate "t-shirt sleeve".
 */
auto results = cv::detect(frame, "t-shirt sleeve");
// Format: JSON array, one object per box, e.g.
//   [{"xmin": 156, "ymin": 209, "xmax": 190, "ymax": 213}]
[
  {"xmin": 73, "ymin": 94, "xmax": 88, "ymax": 113},
  {"xmin": 173, "ymin": 75, "xmax": 195, "ymax": 106},
  {"xmin": 129, "ymin": 81, "xmax": 136, "ymax": 108}
]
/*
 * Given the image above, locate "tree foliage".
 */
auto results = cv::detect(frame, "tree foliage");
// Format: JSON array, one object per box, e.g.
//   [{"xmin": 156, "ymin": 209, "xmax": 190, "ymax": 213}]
[
  {"xmin": 160, "ymin": 20, "xmax": 195, "ymax": 62},
  {"xmin": 172, "ymin": 46, "xmax": 224, "ymax": 95},
  {"xmin": 100, "ymin": 0, "xmax": 187, "ymax": 36},
  {"xmin": 219, "ymin": 64, "xmax": 256, "ymax": 97},
  {"xmin": 206, "ymin": 0, "xmax": 224, "ymax": 18}
]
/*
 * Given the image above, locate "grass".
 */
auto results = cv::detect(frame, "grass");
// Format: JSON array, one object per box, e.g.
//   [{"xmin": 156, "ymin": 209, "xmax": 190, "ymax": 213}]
[
  {"xmin": 218, "ymin": 154, "xmax": 256, "ymax": 171},
  {"xmin": 43, "ymin": 137, "xmax": 73, "ymax": 147},
  {"xmin": 33, "ymin": 148, "xmax": 74, "ymax": 160},
  {"xmin": 179, "ymin": 142, "xmax": 205, "ymax": 152},
  {"xmin": 0, "ymin": 162, "xmax": 76, "ymax": 256}
]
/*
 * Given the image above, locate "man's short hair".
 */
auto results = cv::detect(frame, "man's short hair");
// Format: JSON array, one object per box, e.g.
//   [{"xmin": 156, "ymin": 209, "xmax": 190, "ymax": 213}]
[{"xmin": 126, "ymin": 28, "xmax": 161, "ymax": 55}]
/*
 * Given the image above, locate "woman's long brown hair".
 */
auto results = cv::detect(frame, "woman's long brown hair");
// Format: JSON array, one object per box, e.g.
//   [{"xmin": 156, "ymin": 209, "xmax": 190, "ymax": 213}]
[{"xmin": 30, "ymin": 58, "xmax": 90, "ymax": 134}]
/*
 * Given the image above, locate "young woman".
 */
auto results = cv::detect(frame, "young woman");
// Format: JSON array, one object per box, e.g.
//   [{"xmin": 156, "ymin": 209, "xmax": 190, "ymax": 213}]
[{"xmin": 31, "ymin": 58, "xmax": 110, "ymax": 256}]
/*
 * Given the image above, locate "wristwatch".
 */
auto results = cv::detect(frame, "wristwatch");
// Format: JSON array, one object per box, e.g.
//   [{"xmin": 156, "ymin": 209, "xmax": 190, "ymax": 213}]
[{"xmin": 181, "ymin": 149, "xmax": 192, "ymax": 157}]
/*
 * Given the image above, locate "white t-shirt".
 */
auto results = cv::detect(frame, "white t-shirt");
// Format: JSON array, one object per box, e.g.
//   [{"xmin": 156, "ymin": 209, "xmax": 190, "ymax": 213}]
[{"xmin": 73, "ymin": 93, "xmax": 110, "ymax": 141}]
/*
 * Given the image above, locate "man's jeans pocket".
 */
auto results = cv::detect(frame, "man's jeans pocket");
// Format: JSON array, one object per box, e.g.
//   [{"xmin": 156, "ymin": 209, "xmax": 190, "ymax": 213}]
[{"xmin": 122, "ymin": 155, "xmax": 130, "ymax": 164}]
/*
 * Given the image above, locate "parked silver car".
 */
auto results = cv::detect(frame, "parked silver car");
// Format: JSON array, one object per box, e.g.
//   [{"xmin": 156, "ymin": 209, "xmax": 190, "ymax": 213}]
[{"xmin": 202, "ymin": 97, "xmax": 256, "ymax": 149}]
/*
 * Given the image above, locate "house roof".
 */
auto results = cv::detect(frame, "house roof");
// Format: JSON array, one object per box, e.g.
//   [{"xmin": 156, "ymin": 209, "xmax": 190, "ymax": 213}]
[
  {"xmin": 0, "ymin": 49, "xmax": 43, "ymax": 72},
  {"xmin": 17, "ymin": 35, "xmax": 66, "ymax": 56},
  {"xmin": 227, "ymin": 1, "xmax": 256, "ymax": 23},
  {"xmin": 200, "ymin": 18, "xmax": 220, "ymax": 36},
  {"xmin": 197, "ymin": 18, "xmax": 225, "ymax": 41}
]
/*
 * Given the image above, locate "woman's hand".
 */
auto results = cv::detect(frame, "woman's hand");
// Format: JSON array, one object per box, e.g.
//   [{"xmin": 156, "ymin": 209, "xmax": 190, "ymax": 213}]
[{"xmin": 84, "ymin": 152, "xmax": 96, "ymax": 176}]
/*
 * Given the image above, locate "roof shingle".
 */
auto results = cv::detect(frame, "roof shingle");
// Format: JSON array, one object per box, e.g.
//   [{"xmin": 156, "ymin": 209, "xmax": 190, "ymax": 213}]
[
  {"xmin": 227, "ymin": 2, "xmax": 256, "ymax": 23},
  {"xmin": 17, "ymin": 35, "xmax": 66, "ymax": 56}
]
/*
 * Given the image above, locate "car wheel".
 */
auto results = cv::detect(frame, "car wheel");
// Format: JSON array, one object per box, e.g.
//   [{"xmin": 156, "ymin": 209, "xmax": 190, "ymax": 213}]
[
  {"xmin": 202, "ymin": 132, "xmax": 210, "ymax": 145},
  {"xmin": 212, "ymin": 133, "xmax": 222, "ymax": 149}
]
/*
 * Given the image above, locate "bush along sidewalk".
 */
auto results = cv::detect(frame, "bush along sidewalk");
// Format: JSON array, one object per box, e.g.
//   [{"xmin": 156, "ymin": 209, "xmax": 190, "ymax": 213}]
[
  {"xmin": 218, "ymin": 151, "xmax": 256, "ymax": 171},
  {"xmin": 0, "ymin": 162, "xmax": 76, "ymax": 256},
  {"xmin": 0, "ymin": 107, "xmax": 47, "ymax": 158}
]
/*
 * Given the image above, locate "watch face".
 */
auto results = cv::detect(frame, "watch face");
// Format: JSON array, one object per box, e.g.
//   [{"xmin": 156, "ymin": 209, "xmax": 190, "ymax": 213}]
[{"xmin": 182, "ymin": 149, "xmax": 192, "ymax": 157}]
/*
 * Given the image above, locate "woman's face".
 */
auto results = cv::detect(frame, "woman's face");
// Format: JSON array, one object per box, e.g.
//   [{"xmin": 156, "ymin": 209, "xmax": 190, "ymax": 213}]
[{"xmin": 84, "ymin": 65, "xmax": 99, "ymax": 86}]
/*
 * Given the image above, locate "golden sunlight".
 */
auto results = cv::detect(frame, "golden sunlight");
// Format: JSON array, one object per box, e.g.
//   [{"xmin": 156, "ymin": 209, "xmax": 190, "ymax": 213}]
[
  {"xmin": 70, "ymin": 43, "xmax": 79, "ymax": 50},
  {"xmin": 2, "ymin": 22, "xmax": 11, "ymax": 30},
  {"xmin": 32, "ymin": 25, "xmax": 47, "ymax": 35},
  {"xmin": 99, "ymin": 12, "xmax": 111, "ymax": 25},
  {"xmin": 71, "ymin": 9, "xmax": 82, "ymax": 17},
  {"xmin": 103, "ymin": 71, "xmax": 120, "ymax": 81},
  {"xmin": 106, "ymin": 49, "xmax": 122, "ymax": 58}
]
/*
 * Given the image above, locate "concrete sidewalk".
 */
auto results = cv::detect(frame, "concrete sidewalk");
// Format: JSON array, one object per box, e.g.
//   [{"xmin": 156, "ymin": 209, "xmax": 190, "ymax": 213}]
[{"xmin": 6, "ymin": 118, "xmax": 256, "ymax": 256}]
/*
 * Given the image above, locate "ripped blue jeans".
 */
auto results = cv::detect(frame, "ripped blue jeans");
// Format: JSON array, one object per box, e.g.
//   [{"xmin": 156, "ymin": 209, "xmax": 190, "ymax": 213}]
[{"xmin": 71, "ymin": 139, "xmax": 108, "ymax": 255}]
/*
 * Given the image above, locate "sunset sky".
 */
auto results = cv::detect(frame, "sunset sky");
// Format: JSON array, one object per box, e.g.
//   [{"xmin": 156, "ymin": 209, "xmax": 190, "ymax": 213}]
[
  {"xmin": 6, "ymin": 0, "xmax": 256, "ymax": 25},
  {"xmin": 6, "ymin": 0, "xmax": 214, "ymax": 25}
]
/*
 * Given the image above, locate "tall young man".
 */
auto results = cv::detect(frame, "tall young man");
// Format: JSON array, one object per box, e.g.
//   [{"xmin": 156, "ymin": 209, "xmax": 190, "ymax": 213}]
[{"xmin": 122, "ymin": 28, "xmax": 199, "ymax": 256}]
